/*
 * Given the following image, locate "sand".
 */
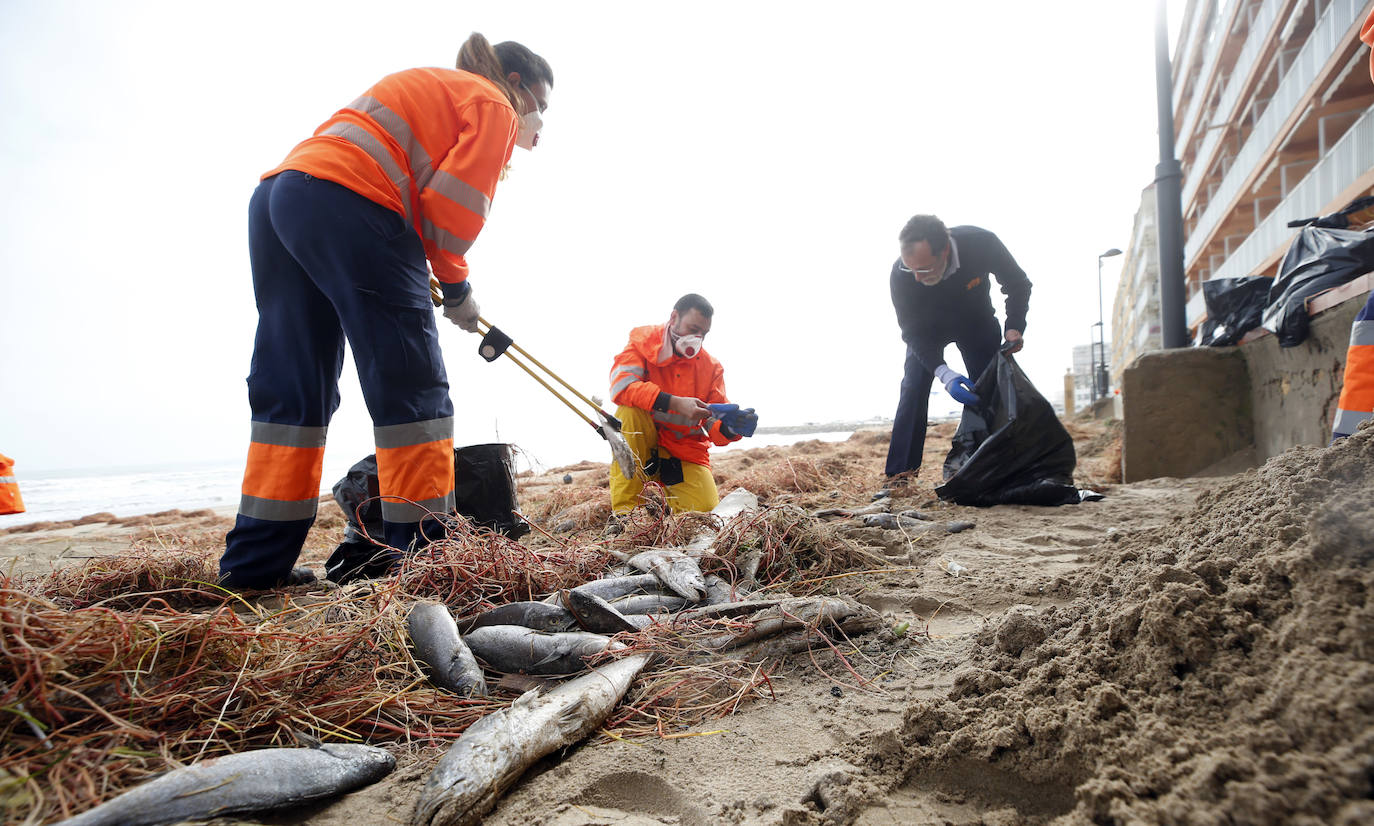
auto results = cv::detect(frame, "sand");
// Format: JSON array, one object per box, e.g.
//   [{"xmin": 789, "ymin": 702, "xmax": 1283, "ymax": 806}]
[{"xmin": 1, "ymin": 418, "xmax": 1369, "ymax": 825}]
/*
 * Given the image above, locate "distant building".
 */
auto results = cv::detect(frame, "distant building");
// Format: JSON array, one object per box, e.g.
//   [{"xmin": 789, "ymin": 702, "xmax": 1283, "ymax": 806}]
[
  {"xmin": 1070, "ymin": 343, "xmax": 1102, "ymax": 411},
  {"xmin": 1170, "ymin": 0, "xmax": 1374, "ymax": 331},
  {"xmin": 1111, "ymin": 184, "xmax": 1163, "ymax": 388}
]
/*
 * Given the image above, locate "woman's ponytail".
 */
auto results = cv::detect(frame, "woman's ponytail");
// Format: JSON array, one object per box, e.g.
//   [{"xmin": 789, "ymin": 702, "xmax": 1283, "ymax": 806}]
[{"xmin": 456, "ymin": 32, "xmax": 522, "ymax": 108}]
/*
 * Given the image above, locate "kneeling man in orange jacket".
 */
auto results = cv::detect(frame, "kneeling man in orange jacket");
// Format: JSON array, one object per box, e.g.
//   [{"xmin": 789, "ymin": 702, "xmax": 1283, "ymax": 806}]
[{"xmin": 606, "ymin": 294, "xmax": 757, "ymax": 513}]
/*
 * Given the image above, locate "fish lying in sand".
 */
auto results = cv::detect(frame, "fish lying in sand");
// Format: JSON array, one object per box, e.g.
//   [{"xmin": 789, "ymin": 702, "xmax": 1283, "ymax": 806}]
[
  {"xmin": 55, "ymin": 743, "xmax": 395, "ymax": 826},
  {"xmin": 623, "ymin": 548, "xmax": 706, "ymax": 601},
  {"xmin": 411, "ymin": 653, "xmax": 651, "ymax": 826},
  {"xmin": 408, "ymin": 602, "xmax": 487, "ymax": 697},
  {"xmin": 463, "ymin": 625, "xmax": 623, "ymax": 674},
  {"xmin": 459, "ymin": 601, "xmax": 576, "ymax": 633},
  {"xmin": 685, "ymin": 488, "xmax": 760, "ymax": 551}
]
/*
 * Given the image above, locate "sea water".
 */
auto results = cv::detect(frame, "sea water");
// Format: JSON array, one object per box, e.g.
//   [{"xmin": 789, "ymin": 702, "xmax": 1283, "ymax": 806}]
[{"xmin": 1, "ymin": 431, "xmax": 858, "ymax": 527}]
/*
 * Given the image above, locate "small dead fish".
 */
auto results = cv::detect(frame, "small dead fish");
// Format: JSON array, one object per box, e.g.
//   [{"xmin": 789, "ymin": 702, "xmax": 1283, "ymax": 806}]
[
  {"xmin": 411, "ymin": 652, "xmax": 651, "ymax": 826},
  {"xmin": 685, "ymin": 488, "xmax": 761, "ymax": 551},
  {"xmin": 815, "ymin": 503, "xmax": 891, "ymax": 519},
  {"xmin": 560, "ymin": 589, "xmax": 640, "ymax": 634},
  {"xmin": 608, "ymin": 593, "xmax": 689, "ymax": 615},
  {"xmin": 946, "ymin": 520, "xmax": 976, "ymax": 533},
  {"xmin": 56, "ymin": 744, "xmax": 395, "ymax": 826},
  {"xmin": 862, "ymin": 513, "xmax": 943, "ymax": 531},
  {"xmin": 463, "ymin": 626, "xmax": 622, "ymax": 675},
  {"xmin": 408, "ymin": 603, "xmax": 487, "ymax": 697},
  {"xmin": 565, "ymin": 573, "xmax": 666, "ymax": 602},
  {"xmin": 625, "ymin": 549, "xmax": 706, "ymax": 600},
  {"xmin": 459, "ymin": 602, "xmax": 576, "ymax": 634},
  {"xmin": 898, "ymin": 509, "xmax": 933, "ymax": 521}
]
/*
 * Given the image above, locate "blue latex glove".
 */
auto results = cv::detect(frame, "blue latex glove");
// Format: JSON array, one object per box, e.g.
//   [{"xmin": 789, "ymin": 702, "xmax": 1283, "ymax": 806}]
[
  {"xmin": 935, "ymin": 365, "xmax": 981, "ymax": 406},
  {"xmin": 708, "ymin": 403, "xmax": 758, "ymax": 438}
]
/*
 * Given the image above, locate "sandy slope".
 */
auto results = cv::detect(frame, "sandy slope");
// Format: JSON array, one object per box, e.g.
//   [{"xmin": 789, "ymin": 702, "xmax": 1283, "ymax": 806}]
[{"xmin": 5, "ymin": 417, "xmax": 1368, "ymax": 826}]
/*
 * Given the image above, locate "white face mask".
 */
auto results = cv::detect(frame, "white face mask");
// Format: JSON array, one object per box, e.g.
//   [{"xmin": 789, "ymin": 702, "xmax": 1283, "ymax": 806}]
[
  {"xmin": 515, "ymin": 109, "xmax": 542, "ymax": 150},
  {"xmin": 674, "ymin": 333, "xmax": 704, "ymax": 359}
]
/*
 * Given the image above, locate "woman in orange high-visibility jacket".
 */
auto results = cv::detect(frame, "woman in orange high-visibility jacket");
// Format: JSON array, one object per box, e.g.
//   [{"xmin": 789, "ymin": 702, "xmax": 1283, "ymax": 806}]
[
  {"xmin": 0, "ymin": 454, "xmax": 24, "ymax": 515},
  {"xmin": 607, "ymin": 294, "xmax": 756, "ymax": 514},
  {"xmin": 220, "ymin": 34, "xmax": 553, "ymax": 590}
]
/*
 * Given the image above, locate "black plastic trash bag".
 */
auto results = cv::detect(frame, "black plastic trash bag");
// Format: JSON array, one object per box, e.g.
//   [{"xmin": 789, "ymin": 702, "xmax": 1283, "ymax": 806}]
[
  {"xmin": 1199, "ymin": 275, "xmax": 1273, "ymax": 346},
  {"xmin": 1262, "ymin": 225, "xmax": 1374, "ymax": 348},
  {"xmin": 325, "ymin": 443, "xmax": 530, "ymax": 583},
  {"xmin": 936, "ymin": 352, "xmax": 1083, "ymax": 507}
]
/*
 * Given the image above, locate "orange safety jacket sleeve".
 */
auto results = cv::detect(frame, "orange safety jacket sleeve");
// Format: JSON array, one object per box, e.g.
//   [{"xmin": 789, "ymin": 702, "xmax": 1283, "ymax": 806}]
[
  {"xmin": 609, "ymin": 336, "xmax": 667, "ymax": 412},
  {"xmin": 420, "ymin": 99, "xmax": 518, "ymax": 285}
]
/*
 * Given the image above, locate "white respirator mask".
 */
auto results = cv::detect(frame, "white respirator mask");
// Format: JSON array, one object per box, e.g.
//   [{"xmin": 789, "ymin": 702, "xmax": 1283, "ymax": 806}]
[
  {"xmin": 673, "ymin": 334, "xmax": 704, "ymax": 359},
  {"xmin": 515, "ymin": 106, "xmax": 542, "ymax": 151}
]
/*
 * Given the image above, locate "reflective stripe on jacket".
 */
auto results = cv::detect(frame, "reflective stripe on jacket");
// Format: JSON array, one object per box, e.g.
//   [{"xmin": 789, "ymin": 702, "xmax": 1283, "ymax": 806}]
[
  {"xmin": 0, "ymin": 453, "xmax": 25, "ymax": 515},
  {"xmin": 263, "ymin": 68, "xmax": 518, "ymax": 285},
  {"xmin": 1333, "ymin": 293, "xmax": 1374, "ymax": 440},
  {"xmin": 608, "ymin": 324, "xmax": 738, "ymax": 466}
]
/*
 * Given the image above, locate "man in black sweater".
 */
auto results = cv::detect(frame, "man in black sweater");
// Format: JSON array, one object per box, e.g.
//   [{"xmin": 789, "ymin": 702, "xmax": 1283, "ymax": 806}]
[{"xmin": 886, "ymin": 214, "xmax": 1032, "ymax": 478}]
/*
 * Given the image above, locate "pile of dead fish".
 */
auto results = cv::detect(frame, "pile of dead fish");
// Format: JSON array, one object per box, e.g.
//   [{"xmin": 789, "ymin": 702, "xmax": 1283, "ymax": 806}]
[{"xmin": 55, "ymin": 489, "xmax": 881, "ymax": 826}]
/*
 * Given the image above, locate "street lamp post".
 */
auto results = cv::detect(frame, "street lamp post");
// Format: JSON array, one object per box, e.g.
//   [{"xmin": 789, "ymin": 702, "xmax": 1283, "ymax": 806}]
[{"xmin": 1095, "ymin": 248, "xmax": 1123, "ymax": 401}]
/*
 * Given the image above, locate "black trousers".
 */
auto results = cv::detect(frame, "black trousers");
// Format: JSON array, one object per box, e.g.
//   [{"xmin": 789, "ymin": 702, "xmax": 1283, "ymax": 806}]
[{"xmin": 885, "ymin": 319, "xmax": 1001, "ymax": 477}]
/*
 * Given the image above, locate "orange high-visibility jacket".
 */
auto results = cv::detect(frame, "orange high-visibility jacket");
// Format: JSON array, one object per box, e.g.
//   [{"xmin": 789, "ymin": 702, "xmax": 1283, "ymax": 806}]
[
  {"xmin": 0, "ymin": 453, "xmax": 25, "ymax": 515},
  {"xmin": 609, "ymin": 324, "xmax": 739, "ymax": 467},
  {"xmin": 264, "ymin": 68, "xmax": 518, "ymax": 286}
]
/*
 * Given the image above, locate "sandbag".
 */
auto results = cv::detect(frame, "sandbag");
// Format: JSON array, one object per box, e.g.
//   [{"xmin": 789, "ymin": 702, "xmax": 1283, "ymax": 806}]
[
  {"xmin": 1262, "ymin": 226, "xmax": 1374, "ymax": 348},
  {"xmin": 1199, "ymin": 275, "xmax": 1272, "ymax": 346},
  {"xmin": 936, "ymin": 352, "xmax": 1082, "ymax": 507},
  {"xmin": 326, "ymin": 444, "xmax": 529, "ymax": 583}
]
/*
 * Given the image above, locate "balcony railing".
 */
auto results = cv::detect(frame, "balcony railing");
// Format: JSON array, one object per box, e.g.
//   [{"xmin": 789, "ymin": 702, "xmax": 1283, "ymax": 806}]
[
  {"xmin": 1181, "ymin": 0, "xmax": 1284, "ymax": 207},
  {"xmin": 1211, "ymin": 105, "xmax": 1373, "ymax": 283},
  {"xmin": 1176, "ymin": 0, "xmax": 1239, "ymax": 148},
  {"xmin": 1184, "ymin": 0, "xmax": 1365, "ymax": 267}
]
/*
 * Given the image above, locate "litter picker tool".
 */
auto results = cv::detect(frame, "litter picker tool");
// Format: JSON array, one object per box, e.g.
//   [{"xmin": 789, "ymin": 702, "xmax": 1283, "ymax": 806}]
[{"xmin": 430, "ymin": 276, "xmax": 637, "ymax": 478}]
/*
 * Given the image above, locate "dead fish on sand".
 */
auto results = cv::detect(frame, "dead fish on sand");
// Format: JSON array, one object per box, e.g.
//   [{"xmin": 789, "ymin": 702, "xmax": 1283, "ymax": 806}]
[
  {"xmin": 607, "ymin": 593, "xmax": 689, "ymax": 615},
  {"xmin": 622, "ymin": 548, "xmax": 706, "ymax": 600},
  {"xmin": 560, "ymin": 588, "xmax": 641, "ymax": 634},
  {"xmin": 56, "ymin": 743, "xmax": 395, "ymax": 826},
  {"xmin": 411, "ymin": 652, "xmax": 651, "ymax": 826},
  {"xmin": 463, "ymin": 625, "xmax": 623, "ymax": 675},
  {"xmin": 540, "ymin": 573, "xmax": 665, "ymax": 605},
  {"xmin": 458, "ymin": 601, "xmax": 575, "ymax": 634},
  {"xmin": 407, "ymin": 602, "xmax": 487, "ymax": 697},
  {"xmin": 862, "ymin": 513, "xmax": 946, "ymax": 531}
]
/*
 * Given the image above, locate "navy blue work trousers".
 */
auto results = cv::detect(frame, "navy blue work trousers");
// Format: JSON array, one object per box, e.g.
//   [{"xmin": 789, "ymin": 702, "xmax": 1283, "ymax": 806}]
[
  {"xmin": 885, "ymin": 321, "xmax": 1001, "ymax": 478},
  {"xmin": 221, "ymin": 171, "xmax": 452, "ymax": 587}
]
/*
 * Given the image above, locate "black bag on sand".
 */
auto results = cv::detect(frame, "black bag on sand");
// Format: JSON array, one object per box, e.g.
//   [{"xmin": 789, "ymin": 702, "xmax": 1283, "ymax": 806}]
[
  {"xmin": 936, "ymin": 352, "xmax": 1084, "ymax": 507},
  {"xmin": 325, "ymin": 443, "xmax": 530, "ymax": 584}
]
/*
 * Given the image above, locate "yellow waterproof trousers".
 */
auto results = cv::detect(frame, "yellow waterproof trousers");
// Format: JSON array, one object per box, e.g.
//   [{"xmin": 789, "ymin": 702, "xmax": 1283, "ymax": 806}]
[{"xmin": 609, "ymin": 406, "xmax": 719, "ymax": 514}]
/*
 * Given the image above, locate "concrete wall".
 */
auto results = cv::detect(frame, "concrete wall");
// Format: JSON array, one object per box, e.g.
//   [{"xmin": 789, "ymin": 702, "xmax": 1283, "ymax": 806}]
[
  {"xmin": 1121, "ymin": 283, "xmax": 1370, "ymax": 480},
  {"xmin": 1241, "ymin": 295, "xmax": 1364, "ymax": 461},
  {"xmin": 1121, "ymin": 348, "xmax": 1253, "ymax": 482}
]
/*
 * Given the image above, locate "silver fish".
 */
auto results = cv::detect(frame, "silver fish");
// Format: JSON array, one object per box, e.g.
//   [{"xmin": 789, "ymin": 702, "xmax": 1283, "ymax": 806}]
[
  {"xmin": 458, "ymin": 601, "xmax": 576, "ymax": 633},
  {"xmin": 685, "ymin": 488, "xmax": 760, "ymax": 552},
  {"xmin": 607, "ymin": 593, "xmax": 689, "ymax": 615},
  {"xmin": 862, "ymin": 513, "xmax": 944, "ymax": 531},
  {"xmin": 699, "ymin": 574, "xmax": 743, "ymax": 606},
  {"xmin": 411, "ymin": 652, "xmax": 651, "ymax": 826},
  {"xmin": 625, "ymin": 549, "xmax": 706, "ymax": 601},
  {"xmin": 408, "ymin": 602, "xmax": 487, "ymax": 697},
  {"xmin": 539, "ymin": 573, "xmax": 666, "ymax": 606},
  {"xmin": 560, "ymin": 589, "xmax": 641, "ymax": 634},
  {"xmin": 463, "ymin": 625, "xmax": 622, "ymax": 675},
  {"xmin": 56, "ymin": 744, "xmax": 395, "ymax": 826}
]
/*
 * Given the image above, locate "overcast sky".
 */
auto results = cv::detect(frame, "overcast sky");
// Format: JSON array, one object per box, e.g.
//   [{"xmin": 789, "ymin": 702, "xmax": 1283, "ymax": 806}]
[{"xmin": 1, "ymin": 0, "xmax": 1187, "ymax": 480}]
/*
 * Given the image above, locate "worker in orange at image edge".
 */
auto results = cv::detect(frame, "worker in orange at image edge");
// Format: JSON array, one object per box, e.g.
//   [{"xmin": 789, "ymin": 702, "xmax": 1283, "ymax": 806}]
[
  {"xmin": 0, "ymin": 454, "xmax": 25, "ymax": 515},
  {"xmin": 219, "ymin": 33, "xmax": 554, "ymax": 590},
  {"xmin": 607, "ymin": 294, "xmax": 758, "ymax": 514}
]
